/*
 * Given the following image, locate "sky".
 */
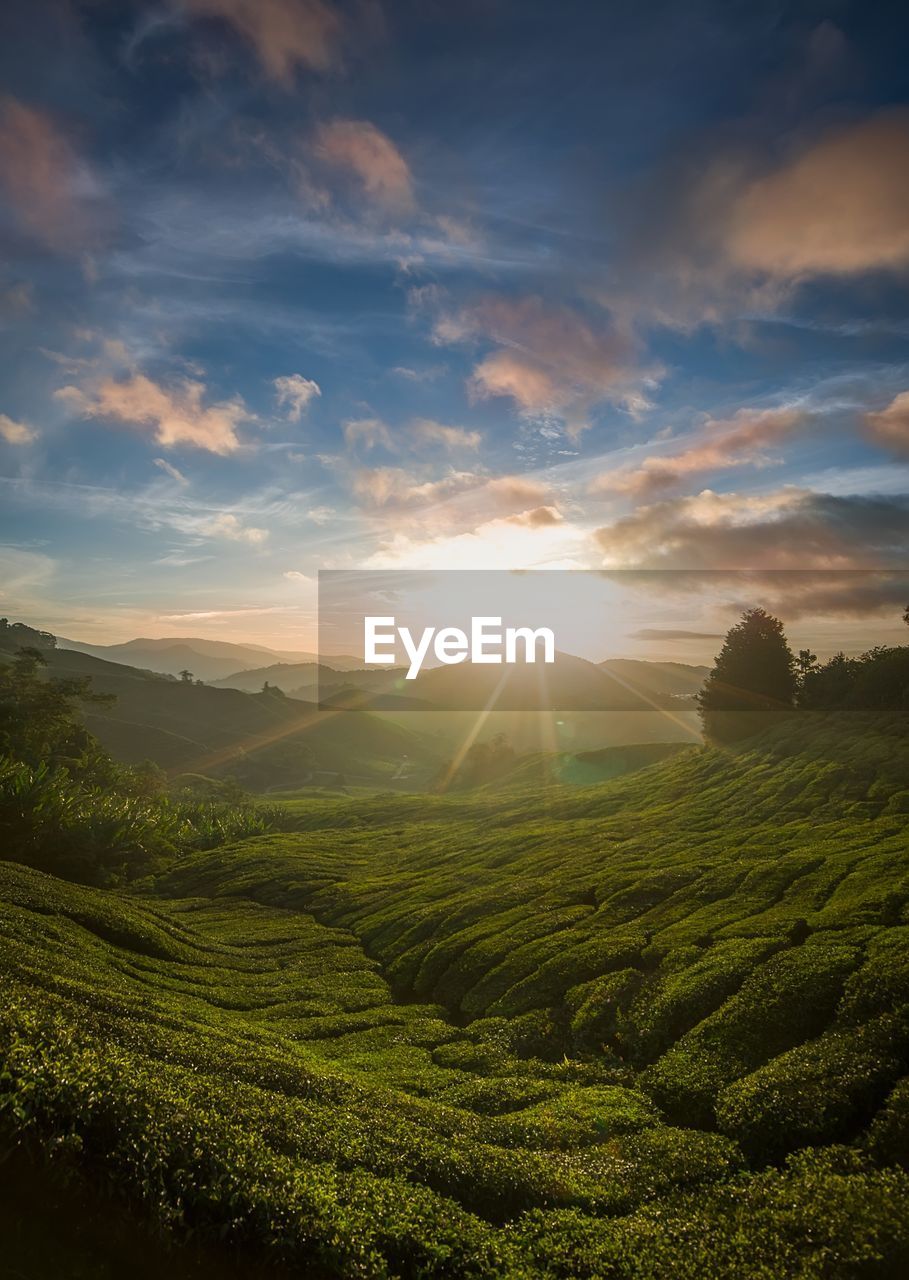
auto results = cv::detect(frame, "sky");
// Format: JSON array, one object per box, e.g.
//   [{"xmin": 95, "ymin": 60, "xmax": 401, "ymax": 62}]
[{"xmin": 1, "ymin": 0, "xmax": 908, "ymax": 662}]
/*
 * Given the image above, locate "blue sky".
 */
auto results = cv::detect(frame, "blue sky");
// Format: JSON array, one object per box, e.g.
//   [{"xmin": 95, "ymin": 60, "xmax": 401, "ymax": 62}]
[{"xmin": 1, "ymin": 0, "xmax": 908, "ymax": 659}]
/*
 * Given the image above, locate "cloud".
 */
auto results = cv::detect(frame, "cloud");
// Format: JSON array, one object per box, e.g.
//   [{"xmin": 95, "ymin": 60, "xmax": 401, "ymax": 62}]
[
  {"xmin": 391, "ymin": 364, "xmax": 444, "ymax": 382},
  {"xmin": 865, "ymin": 391, "xmax": 909, "ymax": 459},
  {"xmin": 366, "ymin": 512, "xmax": 588, "ymax": 572},
  {"xmin": 612, "ymin": 111, "xmax": 909, "ymax": 328},
  {"xmin": 0, "ymin": 414, "xmax": 37, "ymax": 445},
  {"xmin": 56, "ymin": 372, "xmax": 249, "ymax": 454},
  {"xmin": 412, "ymin": 419, "xmax": 481, "ymax": 451},
  {"xmin": 307, "ymin": 505, "xmax": 335, "ymax": 524},
  {"xmin": 484, "ymin": 475, "xmax": 552, "ymax": 506},
  {"xmin": 503, "ymin": 505, "xmax": 564, "ymax": 528},
  {"xmin": 203, "ymin": 512, "xmax": 269, "ymax": 544},
  {"xmin": 182, "ymin": 0, "xmax": 343, "ymax": 82},
  {"xmin": 352, "ymin": 466, "xmax": 479, "ymax": 508},
  {"xmin": 311, "ymin": 120, "xmax": 414, "ymax": 213},
  {"xmin": 274, "ymin": 373, "xmax": 321, "ymax": 421},
  {"xmin": 631, "ymin": 628, "xmax": 723, "ymax": 641},
  {"xmin": 153, "ymin": 457, "xmax": 189, "ymax": 484},
  {"xmin": 0, "ymin": 282, "xmax": 33, "ymax": 318},
  {"xmin": 593, "ymin": 488, "xmax": 909, "ymax": 571},
  {"xmin": 0, "ymin": 546, "xmax": 55, "ymax": 600},
  {"xmin": 0, "ymin": 97, "xmax": 102, "ymax": 251},
  {"xmin": 724, "ymin": 111, "xmax": 909, "ymax": 278},
  {"xmin": 343, "ymin": 417, "xmax": 394, "ymax": 452},
  {"xmin": 591, "ymin": 406, "xmax": 807, "ymax": 497},
  {"xmin": 433, "ymin": 294, "xmax": 659, "ymax": 430}
]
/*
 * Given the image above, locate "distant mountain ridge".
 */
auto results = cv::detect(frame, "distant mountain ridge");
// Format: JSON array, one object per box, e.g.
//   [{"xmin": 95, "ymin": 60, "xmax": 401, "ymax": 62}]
[
  {"xmin": 212, "ymin": 652, "xmax": 709, "ymax": 711},
  {"xmin": 57, "ymin": 637, "xmax": 368, "ymax": 682},
  {"xmin": 2, "ymin": 626, "xmax": 433, "ymax": 788}
]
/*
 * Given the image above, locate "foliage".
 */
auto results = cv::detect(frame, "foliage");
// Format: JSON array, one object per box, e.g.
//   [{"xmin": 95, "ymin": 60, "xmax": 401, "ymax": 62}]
[
  {"xmin": 799, "ymin": 645, "xmax": 909, "ymax": 712},
  {"xmin": 1, "ymin": 708, "xmax": 908, "ymax": 1274},
  {"xmin": 698, "ymin": 608, "xmax": 797, "ymax": 743}
]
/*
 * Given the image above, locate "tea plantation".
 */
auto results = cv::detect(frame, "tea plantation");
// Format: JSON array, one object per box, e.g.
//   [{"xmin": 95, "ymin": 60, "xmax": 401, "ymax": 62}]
[{"xmin": 2, "ymin": 711, "xmax": 908, "ymax": 1276}]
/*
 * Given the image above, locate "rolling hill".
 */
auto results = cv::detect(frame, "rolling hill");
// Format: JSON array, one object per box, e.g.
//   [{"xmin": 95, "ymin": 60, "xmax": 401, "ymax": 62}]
[
  {"xmin": 213, "ymin": 653, "xmax": 710, "ymax": 713},
  {"xmin": 0, "ymin": 635, "xmax": 436, "ymax": 789},
  {"xmin": 57, "ymin": 637, "xmax": 376, "ymax": 683},
  {"xmin": 1, "ymin": 711, "xmax": 908, "ymax": 1276}
]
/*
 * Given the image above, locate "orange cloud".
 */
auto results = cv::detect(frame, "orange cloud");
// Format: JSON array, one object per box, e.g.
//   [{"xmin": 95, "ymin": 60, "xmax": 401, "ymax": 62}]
[
  {"xmin": 865, "ymin": 391, "xmax": 909, "ymax": 458},
  {"xmin": 0, "ymin": 98, "xmax": 98, "ymax": 250},
  {"xmin": 726, "ymin": 112, "xmax": 909, "ymax": 277},
  {"xmin": 484, "ymin": 475, "xmax": 552, "ymax": 506},
  {"xmin": 183, "ymin": 0, "xmax": 342, "ymax": 82},
  {"xmin": 56, "ymin": 373, "xmax": 248, "ymax": 454},
  {"xmin": 412, "ymin": 419, "xmax": 481, "ymax": 451},
  {"xmin": 503, "ymin": 505, "xmax": 563, "ymax": 528},
  {"xmin": 470, "ymin": 351, "xmax": 562, "ymax": 414},
  {"xmin": 592, "ymin": 407, "xmax": 806, "ymax": 498},
  {"xmin": 0, "ymin": 413, "xmax": 37, "ymax": 445},
  {"xmin": 312, "ymin": 120, "xmax": 414, "ymax": 212},
  {"xmin": 435, "ymin": 295, "xmax": 657, "ymax": 429},
  {"xmin": 594, "ymin": 489, "xmax": 909, "ymax": 570},
  {"xmin": 352, "ymin": 466, "xmax": 479, "ymax": 508},
  {"xmin": 203, "ymin": 512, "xmax": 269, "ymax": 544}
]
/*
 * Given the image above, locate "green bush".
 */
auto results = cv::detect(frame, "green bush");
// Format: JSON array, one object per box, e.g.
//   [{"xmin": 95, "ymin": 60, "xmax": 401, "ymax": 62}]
[{"xmin": 716, "ymin": 1014, "xmax": 909, "ymax": 1161}]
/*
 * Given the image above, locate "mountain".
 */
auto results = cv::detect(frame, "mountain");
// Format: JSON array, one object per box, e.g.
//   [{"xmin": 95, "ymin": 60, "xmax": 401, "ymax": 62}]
[
  {"xmin": 600, "ymin": 658, "xmax": 710, "ymax": 700},
  {"xmin": 56, "ymin": 636, "xmax": 314, "ymax": 682},
  {"xmin": 211, "ymin": 661, "xmax": 405, "ymax": 698},
  {"xmin": 411, "ymin": 650, "xmax": 705, "ymax": 711},
  {"xmin": 1, "ymin": 633, "xmax": 435, "ymax": 789},
  {"xmin": 214, "ymin": 654, "xmax": 709, "ymax": 711},
  {"xmin": 58, "ymin": 637, "xmax": 376, "ymax": 682}
]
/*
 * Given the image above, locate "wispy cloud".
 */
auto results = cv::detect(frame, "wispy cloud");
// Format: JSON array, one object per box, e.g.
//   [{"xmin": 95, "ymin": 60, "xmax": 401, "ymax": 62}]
[
  {"xmin": 182, "ymin": 0, "xmax": 343, "ymax": 83},
  {"xmin": 591, "ymin": 407, "xmax": 808, "ymax": 497},
  {"xmin": 411, "ymin": 419, "xmax": 481, "ymax": 451},
  {"xmin": 153, "ymin": 457, "xmax": 189, "ymax": 485},
  {"xmin": 865, "ymin": 390, "xmax": 909, "ymax": 459},
  {"xmin": 202, "ymin": 512, "xmax": 269, "ymax": 543},
  {"xmin": 0, "ymin": 97, "xmax": 105, "ymax": 251},
  {"xmin": 0, "ymin": 414, "xmax": 37, "ymax": 446},
  {"xmin": 431, "ymin": 294, "xmax": 661, "ymax": 431},
  {"xmin": 310, "ymin": 119, "xmax": 414, "ymax": 213},
  {"xmin": 274, "ymin": 373, "xmax": 321, "ymax": 421},
  {"xmin": 343, "ymin": 416, "xmax": 395, "ymax": 451}
]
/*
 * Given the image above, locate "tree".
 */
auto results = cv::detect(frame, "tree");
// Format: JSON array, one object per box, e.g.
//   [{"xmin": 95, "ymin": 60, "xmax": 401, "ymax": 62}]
[
  {"xmin": 179, "ymin": 669, "xmax": 194, "ymax": 683},
  {"xmin": 698, "ymin": 608, "xmax": 797, "ymax": 743},
  {"xmin": 0, "ymin": 647, "xmax": 114, "ymax": 771},
  {"xmin": 796, "ymin": 648, "xmax": 818, "ymax": 687}
]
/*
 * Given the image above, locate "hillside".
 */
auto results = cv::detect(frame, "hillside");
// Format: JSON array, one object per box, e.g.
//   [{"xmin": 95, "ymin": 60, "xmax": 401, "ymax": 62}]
[
  {"xmin": 600, "ymin": 659, "xmax": 710, "ymax": 700},
  {"xmin": 2, "ymin": 713, "xmax": 908, "ymax": 1276},
  {"xmin": 0, "ymin": 639, "xmax": 435, "ymax": 788},
  {"xmin": 57, "ymin": 636, "xmax": 315, "ymax": 682},
  {"xmin": 211, "ymin": 661, "xmax": 404, "ymax": 698},
  {"xmin": 212, "ymin": 656, "xmax": 709, "ymax": 712}
]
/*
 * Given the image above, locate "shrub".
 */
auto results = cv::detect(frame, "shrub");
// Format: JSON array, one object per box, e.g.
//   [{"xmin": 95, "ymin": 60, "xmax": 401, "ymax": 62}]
[{"xmin": 716, "ymin": 1014, "xmax": 909, "ymax": 1161}]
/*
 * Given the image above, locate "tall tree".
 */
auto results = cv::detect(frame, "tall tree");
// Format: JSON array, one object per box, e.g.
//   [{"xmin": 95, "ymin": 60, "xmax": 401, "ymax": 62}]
[{"xmin": 698, "ymin": 608, "xmax": 797, "ymax": 743}]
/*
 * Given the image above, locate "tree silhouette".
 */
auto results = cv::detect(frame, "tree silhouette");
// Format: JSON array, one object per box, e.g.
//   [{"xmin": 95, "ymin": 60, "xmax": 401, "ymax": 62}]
[
  {"xmin": 179, "ymin": 669, "xmax": 194, "ymax": 683},
  {"xmin": 698, "ymin": 608, "xmax": 797, "ymax": 743}
]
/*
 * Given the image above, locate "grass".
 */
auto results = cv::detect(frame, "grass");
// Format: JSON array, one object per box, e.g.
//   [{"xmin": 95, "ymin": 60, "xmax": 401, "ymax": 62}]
[{"xmin": 1, "ymin": 710, "xmax": 908, "ymax": 1275}]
